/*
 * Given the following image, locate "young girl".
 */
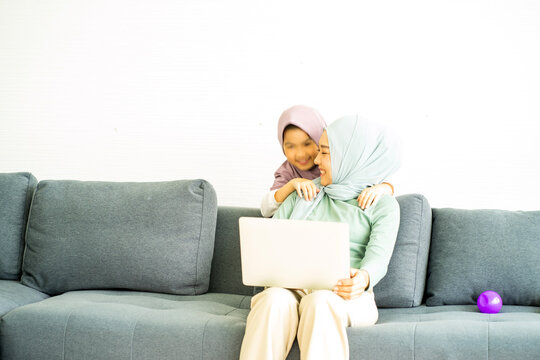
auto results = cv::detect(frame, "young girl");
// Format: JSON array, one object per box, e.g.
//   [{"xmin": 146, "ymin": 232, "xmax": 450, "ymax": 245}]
[{"xmin": 261, "ymin": 105, "xmax": 395, "ymax": 217}]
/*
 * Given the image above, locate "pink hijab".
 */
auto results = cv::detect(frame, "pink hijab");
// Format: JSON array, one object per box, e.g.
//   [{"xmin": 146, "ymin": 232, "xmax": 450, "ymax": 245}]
[{"xmin": 270, "ymin": 105, "xmax": 327, "ymax": 190}]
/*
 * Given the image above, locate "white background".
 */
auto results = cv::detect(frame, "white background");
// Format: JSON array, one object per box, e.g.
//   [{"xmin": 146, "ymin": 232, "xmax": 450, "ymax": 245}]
[{"xmin": 1, "ymin": 0, "xmax": 539, "ymax": 210}]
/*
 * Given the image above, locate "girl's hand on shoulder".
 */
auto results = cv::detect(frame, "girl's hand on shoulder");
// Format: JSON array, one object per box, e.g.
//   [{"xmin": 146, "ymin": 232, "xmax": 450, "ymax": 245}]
[
  {"xmin": 291, "ymin": 178, "xmax": 320, "ymax": 201},
  {"xmin": 357, "ymin": 183, "xmax": 394, "ymax": 209},
  {"xmin": 333, "ymin": 268, "xmax": 370, "ymax": 300}
]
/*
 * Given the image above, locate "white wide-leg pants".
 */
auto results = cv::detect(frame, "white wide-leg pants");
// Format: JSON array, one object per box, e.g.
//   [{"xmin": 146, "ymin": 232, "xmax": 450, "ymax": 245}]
[{"xmin": 239, "ymin": 287, "xmax": 378, "ymax": 360}]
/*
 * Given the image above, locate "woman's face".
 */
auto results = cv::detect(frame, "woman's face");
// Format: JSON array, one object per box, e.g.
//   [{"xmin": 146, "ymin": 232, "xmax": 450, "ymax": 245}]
[
  {"xmin": 314, "ymin": 131, "xmax": 332, "ymax": 186},
  {"xmin": 282, "ymin": 127, "xmax": 319, "ymax": 171}
]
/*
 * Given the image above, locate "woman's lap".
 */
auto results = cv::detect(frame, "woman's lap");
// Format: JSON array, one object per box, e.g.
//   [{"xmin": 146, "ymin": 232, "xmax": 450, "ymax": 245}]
[{"xmin": 252, "ymin": 287, "xmax": 378, "ymax": 327}]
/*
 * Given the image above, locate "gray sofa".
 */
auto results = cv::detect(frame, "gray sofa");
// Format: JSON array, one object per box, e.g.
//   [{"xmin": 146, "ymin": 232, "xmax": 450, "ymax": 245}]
[{"xmin": 1, "ymin": 172, "xmax": 539, "ymax": 360}]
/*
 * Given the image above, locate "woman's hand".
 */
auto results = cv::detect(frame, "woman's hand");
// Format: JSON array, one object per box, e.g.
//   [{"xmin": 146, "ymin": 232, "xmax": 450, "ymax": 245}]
[
  {"xmin": 291, "ymin": 178, "xmax": 320, "ymax": 201},
  {"xmin": 357, "ymin": 183, "xmax": 394, "ymax": 209},
  {"xmin": 333, "ymin": 268, "xmax": 370, "ymax": 300}
]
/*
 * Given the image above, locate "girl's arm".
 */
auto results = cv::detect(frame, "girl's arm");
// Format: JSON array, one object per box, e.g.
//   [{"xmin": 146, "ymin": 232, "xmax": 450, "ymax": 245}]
[
  {"xmin": 261, "ymin": 178, "xmax": 319, "ymax": 217},
  {"xmin": 274, "ymin": 178, "xmax": 319, "ymax": 203},
  {"xmin": 260, "ymin": 190, "xmax": 280, "ymax": 218},
  {"xmin": 262, "ymin": 178, "xmax": 320, "ymax": 218}
]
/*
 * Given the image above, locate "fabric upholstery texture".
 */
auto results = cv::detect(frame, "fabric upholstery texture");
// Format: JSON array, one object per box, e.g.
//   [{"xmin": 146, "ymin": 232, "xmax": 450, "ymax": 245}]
[
  {"xmin": 21, "ymin": 179, "xmax": 217, "ymax": 295},
  {"xmin": 2, "ymin": 183, "xmax": 538, "ymax": 360},
  {"xmin": 373, "ymin": 194, "xmax": 432, "ymax": 307},
  {"xmin": 0, "ymin": 172, "xmax": 37, "ymax": 280},
  {"xmin": 209, "ymin": 206, "xmax": 262, "ymax": 296},
  {"xmin": 348, "ymin": 305, "xmax": 540, "ymax": 360},
  {"xmin": 0, "ymin": 280, "xmax": 48, "ymax": 317},
  {"xmin": 0, "ymin": 290, "xmax": 251, "ymax": 360},
  {"xmin": 426, "ymin": 208, "xmax": 540, "ymax": 306},
  {"xmin": 211, "ymin": 195, "xmax": 433, "ymax": 306}
]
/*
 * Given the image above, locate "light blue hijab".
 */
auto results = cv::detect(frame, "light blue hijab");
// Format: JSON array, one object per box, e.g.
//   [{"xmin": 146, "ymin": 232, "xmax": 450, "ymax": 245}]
[{"xmin": 288, "ymin": 114, "xmax": 401, "ymax": 220}]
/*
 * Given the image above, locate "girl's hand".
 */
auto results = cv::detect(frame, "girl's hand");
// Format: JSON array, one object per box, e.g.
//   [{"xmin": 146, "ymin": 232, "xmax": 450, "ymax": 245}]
[
  {"xmin": 357, "ymin": 183, "xmax": 394, "ymax": 209},
  {"xmin": 291, "ymin": 178, "xmax": 320, "ymax": 201},
  {"xmin": 333, "ymin": 268, "xmax": 370, "ymax": 300},
  {"xmin": 274, "ymin": 178, "xmax": 320, "ymax": 203}
]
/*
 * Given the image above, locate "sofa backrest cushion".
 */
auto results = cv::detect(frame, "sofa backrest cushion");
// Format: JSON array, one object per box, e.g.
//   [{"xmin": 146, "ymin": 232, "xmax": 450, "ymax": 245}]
[
  {"xmin": 373, "ymin": 194, "xmax": 432, "ymax": 307},
  {"xmin": 0, "ymin": 172, "xmax": 37, "ymax": 280},
  {"xmin": 21, "ymin": 179, "xmax": 217, "ymax": 296},
  {"xmin": 426, "ymin": 208, "xmax": 540, "ymax": 306},
  {"xmin": 209, "ymin": 206, "xmax": 262, "ymax": 296}
]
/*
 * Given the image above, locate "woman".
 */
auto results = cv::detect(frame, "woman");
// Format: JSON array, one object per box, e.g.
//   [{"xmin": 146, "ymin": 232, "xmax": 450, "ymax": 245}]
[{"xmin": 240, "ymin": 115, "xmax": 401, "ymax": 360}]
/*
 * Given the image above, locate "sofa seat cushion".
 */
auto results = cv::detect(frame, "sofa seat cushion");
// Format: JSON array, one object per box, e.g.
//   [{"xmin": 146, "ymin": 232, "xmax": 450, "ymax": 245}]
[
  {"xmin": 1, "ymin": 290, "xmax": 251, "ymax": 360},
  {"xmin": 0, "ymin": 280, "xmax": 48, "ymax": 317},
  {"xmin": 348, "ymin": 305, "xmax": 540, "ymax": 360}
]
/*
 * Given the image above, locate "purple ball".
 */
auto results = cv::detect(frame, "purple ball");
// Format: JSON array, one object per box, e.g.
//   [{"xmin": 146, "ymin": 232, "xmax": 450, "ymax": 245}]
[{"xmin": 477, "ymin": 291, "xmax": 503, "ymax": 314}]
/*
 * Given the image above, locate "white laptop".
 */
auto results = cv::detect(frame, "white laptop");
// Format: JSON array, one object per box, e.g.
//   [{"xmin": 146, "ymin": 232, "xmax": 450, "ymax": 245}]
[{"xmin": 239, "ymin": 217, "xmax": 350, "ymax": 290}]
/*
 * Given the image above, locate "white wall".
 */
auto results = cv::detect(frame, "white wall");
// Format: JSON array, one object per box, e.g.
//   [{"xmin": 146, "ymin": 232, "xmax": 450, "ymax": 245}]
[{"xmin": 1, "ymin": 0, "xmax": 539, "ymax": 210}]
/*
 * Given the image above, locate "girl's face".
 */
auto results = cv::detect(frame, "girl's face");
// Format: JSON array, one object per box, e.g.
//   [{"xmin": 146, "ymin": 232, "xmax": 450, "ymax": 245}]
[
  {"xmin": 282, "ymin": 127, "xmax": 319, "ymax": 171},
  {"xmin": 314, "ymin": 131, "xmax": 332, "ymax": 186}
]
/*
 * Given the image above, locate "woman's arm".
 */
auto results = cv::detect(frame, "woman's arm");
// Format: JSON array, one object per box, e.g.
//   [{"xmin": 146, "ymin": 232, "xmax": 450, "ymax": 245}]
[
  {"xmin": 334, "ymin": 196, "xmax": 399, "ymax": 300},
  {"xmin": 359, "ymin": 195, "xmax": 400, "ymax": 291}
]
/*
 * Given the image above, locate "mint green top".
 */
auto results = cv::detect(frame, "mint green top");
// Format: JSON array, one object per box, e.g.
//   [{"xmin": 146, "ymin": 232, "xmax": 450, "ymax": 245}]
[
  {"xmin": 273, "ymin": 115, "xmax": 401, "ymax": 289},
  {"xmin": 274, "ymin": 192, "xmax": 400, "ymax": 290}
]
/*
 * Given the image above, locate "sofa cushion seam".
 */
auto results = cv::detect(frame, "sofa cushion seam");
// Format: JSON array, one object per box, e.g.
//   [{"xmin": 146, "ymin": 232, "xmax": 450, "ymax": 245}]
[
  {"xmin": 487, "ymin": 319, "xmax": 490, "ymax": 360},
  {"xmin": 412, "ymin": 321, "xmax": 418, "ymax": 360},
  {"xmin": 195, "ymin": 181, "xmax": 205, "ymax": 295},
  {"xmin": 18, "ymin": 174, "xmax": 31, "ymax": 274},
  {"xmin": 410, "ymin": 195, "xmax": 424, "ymax": 307},
  {"xmin": 20, "ymin": 180, "xmax": 39, "ymax": 286},
  {"xmin": 129, "ymin": 313, "xmax": 141, "ymax": 360},
  {"xmin": 17, "ymin": 174, "xmax": 35, "ymax": 279},
  {"xmin": 62, "ymin": 306, "xmax": 83, "ymax": 360},
  {"xmin": 241, "ymin": 295, "xmax": 251, "ymax": 309},
  {"xmin": 201, "ymin": 316, "xmax": 214, "ymax": 360}
]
